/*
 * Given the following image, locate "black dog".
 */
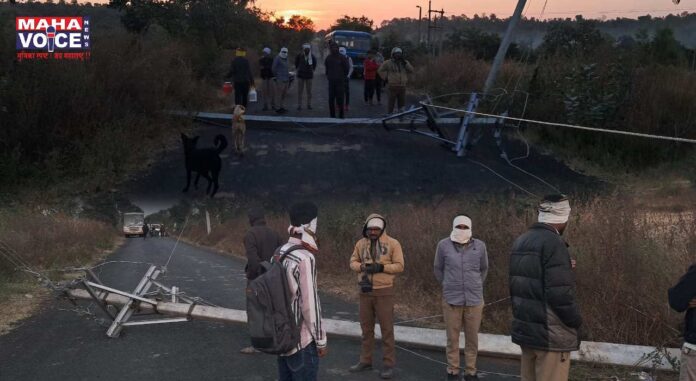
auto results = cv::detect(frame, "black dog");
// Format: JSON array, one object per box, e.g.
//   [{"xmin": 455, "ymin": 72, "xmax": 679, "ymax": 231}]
[{"xmin": 181, "ymin": 133, "xmax": 228, "ymax": 198}]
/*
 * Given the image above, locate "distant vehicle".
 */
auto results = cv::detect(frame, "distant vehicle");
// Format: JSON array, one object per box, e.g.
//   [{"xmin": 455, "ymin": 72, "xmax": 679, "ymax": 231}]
[
  {"xmin": 123, "ymin": 212, "xmax": 145, "ymax": 238},
  {"xmin": 150, "ymin": 224, "xmax": 162, "ymax": 237},
  {"xmin": 324, "ymin": 30, "xmax": 373, "ymax": 78}
]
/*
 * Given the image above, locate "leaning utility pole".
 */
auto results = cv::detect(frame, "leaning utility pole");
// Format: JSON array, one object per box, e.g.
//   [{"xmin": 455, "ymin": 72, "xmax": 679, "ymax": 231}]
[
  {"xmin": 427, "ymin": 0, "xmax": 432, "ymax": 46},
  {"xmin": 454, "ymin": 0, "xmax": 528, "ymax": 156}
]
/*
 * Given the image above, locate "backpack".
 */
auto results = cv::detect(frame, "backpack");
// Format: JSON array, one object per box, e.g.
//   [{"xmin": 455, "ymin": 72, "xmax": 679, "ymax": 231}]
[{"xmin": 246, "ymin": 245, "xmax": 304, "ymax": 354}]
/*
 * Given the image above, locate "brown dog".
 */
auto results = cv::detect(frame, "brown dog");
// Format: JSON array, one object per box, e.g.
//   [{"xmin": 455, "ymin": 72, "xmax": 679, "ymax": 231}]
[{"xmin": 232, "ymin": 104, "xmax": 246, "ymax": 156}]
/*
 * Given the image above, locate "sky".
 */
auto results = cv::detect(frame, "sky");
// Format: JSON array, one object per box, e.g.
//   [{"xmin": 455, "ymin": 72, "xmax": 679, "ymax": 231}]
[{"xmin": 255, "ymin": 0, "xmax": 696, "ymax": 29}]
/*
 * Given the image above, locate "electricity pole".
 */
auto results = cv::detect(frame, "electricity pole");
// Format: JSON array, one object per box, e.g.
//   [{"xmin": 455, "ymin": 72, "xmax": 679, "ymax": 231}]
[
  {"xmin": 454, "ymin": 0, "xmax": 528, "ymax": 156},
  {"xmin": 416, "ymin": 5, "xmax": 423, "ymax": 44},
  {"xmin": 427, "ymin": 0, "xmax": 432, "ymax": 47}
]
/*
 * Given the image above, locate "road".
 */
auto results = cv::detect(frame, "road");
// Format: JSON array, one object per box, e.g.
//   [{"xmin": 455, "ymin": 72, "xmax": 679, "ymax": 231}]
[{"xmin": 0, "ymin": 237, "xmax": 520, "ymax": 380}]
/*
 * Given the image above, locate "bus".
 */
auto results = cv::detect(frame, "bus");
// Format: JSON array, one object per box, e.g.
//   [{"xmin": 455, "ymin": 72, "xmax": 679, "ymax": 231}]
[
  {"xmin": 122, "ymin": 212, "xmax": 145, "ymax": 237},
  {"xmin": 324, "ymin": 30, "xmax": 373, "ymax": 78}
]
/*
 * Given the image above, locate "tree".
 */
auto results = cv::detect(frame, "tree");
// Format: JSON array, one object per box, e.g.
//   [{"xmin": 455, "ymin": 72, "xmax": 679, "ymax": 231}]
[
  {"xmin": 287, "ymin": 15, "xmax": 315, "ymax": 32},
  {"xmin": 330, "ymin": 15, "xmax": 374, "ymax": 32},
  {"xmin": 540, "ymin": 20, "xmax": 607, "ymax": 57}
]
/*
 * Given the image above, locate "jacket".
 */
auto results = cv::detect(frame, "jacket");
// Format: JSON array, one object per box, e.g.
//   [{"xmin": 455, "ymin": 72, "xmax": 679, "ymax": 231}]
[
  {"xmin": 324, "ymin": 53, "xmax": 350, "ymax": 82},
  {"xmin": 259, "ymin": 55, "xmax": 274, "ymax": 79},
  {"xmin": 227, "ymin": 56, "xmax": 253, "ymax": 84},
  {"xmin": 378, "ymin": 58, "xmax": 414, "ymax": 87},
  {"xmin": 272, "ymin": 56, "xmax": 290, "ymax": 82},
  {"xmin": 509, "ymin": 223, "xmax": 582, "ymax": 352},
  {"xmin": 244, "ymin": 208, "xmax": 284, "ymax": 280},
  {"xmin": 669, "ymin": 263, "xmax": 696, "ymax": 345},
  {"xmin": 350, "ymin": 214, "xmax": 405, "ymax": 290},
  {"xmin": 364, "ymin": 58, "xmax": 379, "ymax": 80},
  {"xmin": 434, "ymin": 238, "xmax": 488, "ymax": 306},
  {"xmin": 295, "ymin": 53, "xmax": 317, "ymax": 79}
]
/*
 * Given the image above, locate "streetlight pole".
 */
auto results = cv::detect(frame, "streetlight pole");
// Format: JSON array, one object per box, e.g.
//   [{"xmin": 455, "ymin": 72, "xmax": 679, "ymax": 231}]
[{"xmin": 416, "ymin": 5, "xmax": 422, "ymax": 44}]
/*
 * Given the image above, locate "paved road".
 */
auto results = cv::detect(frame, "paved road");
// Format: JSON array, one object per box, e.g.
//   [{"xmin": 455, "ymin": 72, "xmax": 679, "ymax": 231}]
[{"xmin": 0, "ymin": 237, "xmax": 520, "ymax": 381}]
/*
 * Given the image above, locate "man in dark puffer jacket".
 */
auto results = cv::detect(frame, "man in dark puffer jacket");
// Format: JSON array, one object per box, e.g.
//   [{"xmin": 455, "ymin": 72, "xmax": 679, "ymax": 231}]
[
  {"xmin": 509, "ymin": 194, "xmax": 582, "ymax": 381},
  {"xmin": 669, "ymin": 263, "xmax": 696, "ymax": 381}
]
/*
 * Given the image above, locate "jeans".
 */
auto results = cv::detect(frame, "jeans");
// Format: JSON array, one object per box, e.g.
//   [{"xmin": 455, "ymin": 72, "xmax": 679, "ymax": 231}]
[
  {"xmin": 234, "ymin": 81, "xmax": 250, "ymax": 107},
  {"xmin": 278, "ymin": 342, "xmax": 319, "ymax": 381},
  {"xmin": 328, "ymin": 80, "xmax": 345, "ymax": 118}
]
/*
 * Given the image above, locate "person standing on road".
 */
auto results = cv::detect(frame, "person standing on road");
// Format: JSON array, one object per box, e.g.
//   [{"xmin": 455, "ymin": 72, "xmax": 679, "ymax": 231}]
[
  {"xmin": 374, "ymin": 49, "xmax": 385, "ymax": 105},
  {"xmin": 338, "ymin": 46, "xmax": 354, "ymax": 113},
  {"xmin": 509, "ymin": 195, "xmax": 582, "ymax": 381},
  {"xmin": 259, "ymin": 47, "xmax": 275, "ymax": 111},
  {"xmin": 324, "ymin": 42, "xmax": 350, "ymax": 119},
  {"xmin": 142, "ymin": 223, "xmax": 149, "ymax": 239},
  {"xmin": 434, "ymin": 215, "xmax": 489, "ymax": 381},
  {"xmin": 378, "ymin": 47, "xmax": 414, "ymax": 114},
  {"xmin": 226, "ymin": 47, "xmax": 255, "ymax": 108},
  {"xmin": 272, "ymin": 47, "xmax": 291, "ymax": 114},
  {"xmin": 349, "ymin": 214, "xmax": 404, "ymax": 380},
  {"xmin": 240, "ymin": 207, "xmax": 285, "ymax": 354},
  {"xmin": 669, "ymin": 263, "xmax": 696, "ymax": 381},
  {"xmin": 295, "ymin": 43, "xmax": 317, "ymax": 111},
  {"xmin": 276, "ymin": 202, "xmax": 328, "ymax": 381},
  {"xmin": 363, "ymin": 49, "xmax": 379, "ymax": 106}
]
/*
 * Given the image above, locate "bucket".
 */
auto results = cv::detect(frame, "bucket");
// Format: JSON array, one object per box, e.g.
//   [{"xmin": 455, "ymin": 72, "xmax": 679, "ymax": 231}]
[{"xmin": 222, "ymin": 82, "xmax": 233, "ymax": 94}]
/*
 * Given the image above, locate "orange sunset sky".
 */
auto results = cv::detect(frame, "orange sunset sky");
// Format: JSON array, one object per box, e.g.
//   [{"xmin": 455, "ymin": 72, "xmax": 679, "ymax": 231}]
[{"xmin": 256, "ymin": 0, "xmax": 695, "ymax": 29}]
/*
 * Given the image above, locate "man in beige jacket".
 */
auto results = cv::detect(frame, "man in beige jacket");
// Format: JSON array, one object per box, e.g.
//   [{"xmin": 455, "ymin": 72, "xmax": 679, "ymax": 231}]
[
  {"xmin": 377, "ymin": 47, "xmax": 414, "ymax": 114},
  {"xmin": 349, "ymin": 214, "xmax": 405, "ymax": 379}
]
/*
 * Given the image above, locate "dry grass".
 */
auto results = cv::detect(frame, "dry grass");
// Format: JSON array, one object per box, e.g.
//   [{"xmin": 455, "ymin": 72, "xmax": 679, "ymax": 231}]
[{"xmin": 178, "ymin": 195, "xmax": 693, "ymax": 348}]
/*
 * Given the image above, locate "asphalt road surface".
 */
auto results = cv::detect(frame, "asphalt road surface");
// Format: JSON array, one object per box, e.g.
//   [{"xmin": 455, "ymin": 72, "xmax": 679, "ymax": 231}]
[{"xmin": 0, "ymin": 237, "xmax": 521, "ymax": 381}]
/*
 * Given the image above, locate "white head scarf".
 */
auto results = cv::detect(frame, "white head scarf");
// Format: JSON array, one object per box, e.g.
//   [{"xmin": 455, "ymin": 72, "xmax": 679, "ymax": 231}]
[
  {"xmin": 279, "ymin": 47, "xmax": 288, "ymax": 59},
  {"xmin": 302, "ymin": 43, "xmax": 313, "ymax": 65},
  {"xmin": 339, "ymin": 46, "xmax": 347, "ymax": 56},
  {"xmin": 288, "ymin": 217, "xmax": 318, "ymax": 251},
  {"xmin": 538, "ymin": 198, "xmax": 571, "ymax": 224},
  {"xmin": 451, "ymin": 215, "xmax": 472, "ymax": 244},
  {"xmin": 263, "ymin": 47, "xmax": 271, "ymax": 55},
  {"xmin": 366, "ymin": 218, "xmax": 384, "ymax": 230}
]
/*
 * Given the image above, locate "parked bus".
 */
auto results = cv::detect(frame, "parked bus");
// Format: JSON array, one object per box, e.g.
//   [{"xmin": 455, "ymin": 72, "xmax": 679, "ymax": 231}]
[
  {"xmin": 122, "ymin": 212, "xmax": 145, "ymax": 237},
  {"xmin": 324, "ymin": 30, "xmax": 373, "ymax": 78}
]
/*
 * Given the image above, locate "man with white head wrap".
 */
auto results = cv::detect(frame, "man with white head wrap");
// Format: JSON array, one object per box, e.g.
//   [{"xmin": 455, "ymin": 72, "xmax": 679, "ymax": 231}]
[
  {"xmin": 509, "ymin": 194, "xmax": 582, "ymax": 381},
  {"xmin": 324, "ymin": 42, "xmax": 350, "ymax": 118},
  {"xmin": 434, "ymin": 215, "xmax": 489, "ymax": 381},
  {"xmin": 259, "ymin": 47, "xmax": 275, "ymax": 111},
  {"xmin": 272, "ymin": 47, "xmax": 291, "ymax": 113},
  {"xmin": 349, "ymin": 214, "xmax": 404, "ymax": 379},
  {"xmin": 275, "ymin": 202, "xmax": 327, "ymax": 380},
  {"xmin": 295, "ymin": 43, "xmax": 317, "ymax": 110},
  {"xmin": 338, "ymin": 46, "xmax": 354, "ymax": 111}
]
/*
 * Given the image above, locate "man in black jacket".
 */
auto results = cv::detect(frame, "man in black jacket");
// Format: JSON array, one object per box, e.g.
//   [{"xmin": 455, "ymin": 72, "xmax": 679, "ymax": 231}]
[
  {"xmin": 509, "ymin": 194, "xmax": 581, "ymax": 381},
  {"xmin": 227, "ymin": 47, "xmax": 255, "ymax": 107},
  {"xmin": 295, "ymin": 43, "xmax": 317, "ymax": 111},
  {"xmin": 669, "ymin": 263, "xmax": 696, "ymax": 381},
  {"xmin": 259, "ymin": 47, "xmax": 275, "ymax": 111},
  {"xmin": 324, "ymin": 42, "xmax": 350, "ymax": 118},
  {"xmin": 241, "ymin": 206, "xmax": 284, "ymax": 354}
]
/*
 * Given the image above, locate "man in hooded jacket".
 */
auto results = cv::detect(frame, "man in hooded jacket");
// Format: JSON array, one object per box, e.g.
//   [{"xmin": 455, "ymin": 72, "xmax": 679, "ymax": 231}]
[
  {"xmin": 509, "ymin": 194, "xmax": 582, "ymax": 381},
  {"xmin": 295, "ymin": 43, "xmax": 317, "ymax": 110},
  {"xmin": 349, "ymin": 214, "xmax": 405, "ymax": 379}
]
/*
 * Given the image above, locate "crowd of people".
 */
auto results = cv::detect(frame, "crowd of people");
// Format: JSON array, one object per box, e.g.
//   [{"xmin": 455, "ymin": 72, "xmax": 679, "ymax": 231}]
[
  {"xmin": 240, "ymin": 196, "xmax": 695, "ymax": 381},
  {"xmin": 225, "ymin": 42, "xmax": 415, "ymax": 118}
]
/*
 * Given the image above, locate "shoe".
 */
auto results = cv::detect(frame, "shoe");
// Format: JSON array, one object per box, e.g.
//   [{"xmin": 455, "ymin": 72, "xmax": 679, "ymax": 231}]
[
  {"xmin": 262, "ymin": 105, "xmax": 268, "ymax": 111},
  {"xmin": 297, "ymin": 106, "xmax": 302, "ymax": 110},
  {"xmin": 380, "ymin": 367, "xmax": 394, "ymax": 379},
  {"xmin": 239, "ymin": 346, "xmax": 259, "ymax": 354},
  {"xmin": 446, "ymin": 372, "xmax": 460, "ymax": 381},
  {"xmin": 349, "ymin": 362, "xmax": 372, "ymax": 373},
  {"xmin": 463, "ymin": 374, "xmax": 479, "ymax": 381},
  {"xmin": 307, "ymin": 105, "xmax": 312, "ymax": 110}
]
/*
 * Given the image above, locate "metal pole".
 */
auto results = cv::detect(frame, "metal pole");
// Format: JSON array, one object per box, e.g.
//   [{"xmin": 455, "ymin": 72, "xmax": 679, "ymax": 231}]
[
  {"xmin": 482, "ymin": 0, "xmax": 527, "ymax": 97},
  {"xmin": 427, "ymin": 0, "xmax": 432, "ymax": 47},
  {"xmin": 205, "ymin": 210, "xmax": 211, "ymax": 235},
  {"xmin": 416, "ymin": 6, "xmax": 422, "ymax": 44}
]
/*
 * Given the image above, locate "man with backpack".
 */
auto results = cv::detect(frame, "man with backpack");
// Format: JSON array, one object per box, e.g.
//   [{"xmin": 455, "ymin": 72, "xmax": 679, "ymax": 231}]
[
  {"xmin": 246, "ymin": 202, "xmax": 327, "ymax": 380},
  {"xmin": 240, "ymin": 207, "xmax": 284, "ymax": 355}
]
